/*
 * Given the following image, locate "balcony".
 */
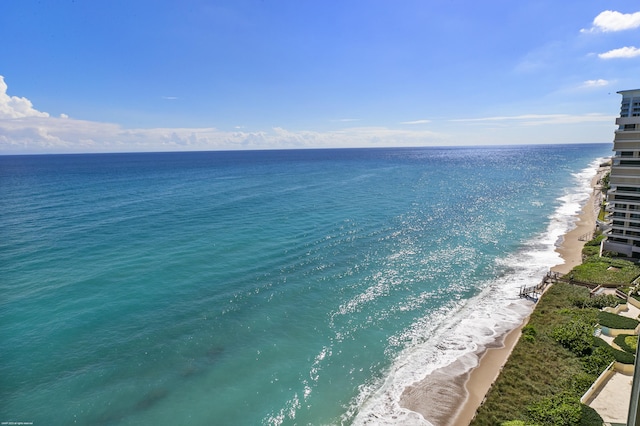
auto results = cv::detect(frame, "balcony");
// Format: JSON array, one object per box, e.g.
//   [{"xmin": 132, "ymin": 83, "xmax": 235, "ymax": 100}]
[
  {"xmin": 616, "ymin": 116, "xmax": 640, "ymax": 126},
  {"xmin": 614, "ymin": 131, "xmax": 640, "ymax": 140}
]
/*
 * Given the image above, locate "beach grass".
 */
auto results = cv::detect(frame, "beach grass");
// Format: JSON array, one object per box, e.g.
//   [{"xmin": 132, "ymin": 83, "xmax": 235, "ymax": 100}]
[
  {"xmin": 471, "ymin": 283, "xmax": 615, "ymax": 426},
  {"xmin": 567, "ymin": 255, "xmax": 640, "ymax": 285}
]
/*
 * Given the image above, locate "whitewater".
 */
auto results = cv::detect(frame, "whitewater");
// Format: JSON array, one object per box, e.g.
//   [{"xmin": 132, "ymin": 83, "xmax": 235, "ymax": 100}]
[{"xmin": 0, "ymin": 144, "xmax": 611, "ymax": 425}]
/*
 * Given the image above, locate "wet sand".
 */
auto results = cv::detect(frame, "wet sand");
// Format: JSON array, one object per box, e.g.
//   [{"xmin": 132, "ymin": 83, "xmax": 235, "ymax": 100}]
[
  {"xmin": 551, "ymin": 166, "xmax": 607, "ymax": 275},
  {"xmin": 401, "ymin": 325, "xmax": 524, "ymax": 426},
  {"xmin": 400, "ymin": 164, "xmax": 609, "ymax": 425}
]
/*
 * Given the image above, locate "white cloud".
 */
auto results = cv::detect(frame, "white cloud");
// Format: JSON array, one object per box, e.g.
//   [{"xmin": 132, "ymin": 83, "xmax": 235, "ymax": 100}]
[
  {"xmin": 598, "ymin": 46, "xmax": 640, "ymax": 59},
  {"xmin": 0, "ymin": 76, "xmax": 615, "ymax": 154},
  {"xmin": 581, "ymin": 79, "xmax": 610, "ymax": 88},
  {"xmin": 582, "ymin": 10, "xmax": 640, "ymax": 33},
  {"xmin": 401, "ymin": 119, "xmax": 431, "ymax": 125},
  {"xmin": 0, "ymin": 76, "xmax": 50, "ymax": 119},
  {"xmin": 450, "ymin": 113, "xmax": 613, "ymax": 126},
  {"xmin": 332, "ymin": 118, "xmax": 360, "ymax": 122},
  {"xmin": 0, "ymin": 77, "xmax": 448, "ymax": 154},
  {"xmin": 0, "ymin": 117, "xmax": 448, "ymax": 154}
]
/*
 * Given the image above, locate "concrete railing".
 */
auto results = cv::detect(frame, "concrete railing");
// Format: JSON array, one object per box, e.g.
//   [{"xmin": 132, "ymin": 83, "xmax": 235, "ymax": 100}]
[
  {"xmin": 581, "ymin": 362, "xmax": 616, "ymax": 404},
  {"xmin": 603, "ymin": 303, "xmax": 629, "ymax": 315},
  {"xmin": 581, "ymin": 362, "xmax": 634, "ymax": 404},
  {"xmin": 628, "ymin": 295, "xmax": 640, "ymax": 309},
  {"xmin": 616, "ymin": 362, "xmax": 635, "ymax": 375}
]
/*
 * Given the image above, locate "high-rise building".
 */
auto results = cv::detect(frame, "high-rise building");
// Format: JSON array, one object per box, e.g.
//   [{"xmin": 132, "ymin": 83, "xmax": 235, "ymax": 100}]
[{"xmin": 602, "ymin": 89, "xmax": 640, "ymax": 257}]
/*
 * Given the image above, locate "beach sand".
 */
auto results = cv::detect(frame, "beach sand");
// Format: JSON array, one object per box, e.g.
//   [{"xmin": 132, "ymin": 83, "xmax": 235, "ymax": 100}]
[
  {"xmin": 551, "ymin": 166, "xmax": 607, "ymax": 275},
  {"xmin": 401, "ymin": 324, "xmax": 524, "ymax": 426},
  {"xmin": 401, "ymin": 164, "xmax": 609, "ymax": 425}
]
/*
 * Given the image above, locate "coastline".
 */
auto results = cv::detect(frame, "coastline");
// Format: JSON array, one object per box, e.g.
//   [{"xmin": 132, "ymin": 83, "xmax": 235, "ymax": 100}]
[
  {"xmin": 401, "ymin": 162, "xmax": 608, "ymax": 425},
  {"xmin": 551, "ymin": 165, "xmax": 607, "ymax": 275}
]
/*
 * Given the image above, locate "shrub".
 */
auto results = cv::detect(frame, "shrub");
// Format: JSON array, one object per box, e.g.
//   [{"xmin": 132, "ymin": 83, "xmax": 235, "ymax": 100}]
[
  {"xmin": 569, "ymin": 372, "xmax": 600, "ymax": 395},
  {"xmin": 569, "ymin": 256, "xmax": 640, "ymax": 285},
  {"xmin": 579, "ymin": 404, "xmax": 604, "ymax": 426},
  {"xmin": 594, "ymin": 336, "xmax": 635, "ymax": 364},
  {"xmin": 626, "ymin": 335, "xmax": 638, "ymax": 352},
  {"xmin": 580, "ymin": 346, "xmax": 614, "ymax": 375},
  {"xmin": 551, "ymin": 320, "xmax": 595, "ymax": 356},
  {"xmin": 581, "ymin": 245, "xmax": 599, "ymax": 257},
  {"xmin": 598, "ymin": 311, "xmax": 639, "ymax": 329},
  {"xmin": 556, "ymin": 307, "xmax": 598, "ymax": 325},
  {"xmin": 526, "ymin": 392, "xmax": 582, "ymax": 425},
  {"xmin": 613, "ymin": 334, "xmax": 638, "ymax": 354},
  {"xmin": 584, "ymin": 234, "xmax": 605, "ymax": 247},
  {"xmin": 522, "ymin": 325, "xmax": 537, "ymax": 342},
  {"xmin": 571, "ymin": 294, "xmax": 620, "ymax": 309},
  {"xmin": 613, "ymin": 348, "xmax": 635, "ymax": 364}
]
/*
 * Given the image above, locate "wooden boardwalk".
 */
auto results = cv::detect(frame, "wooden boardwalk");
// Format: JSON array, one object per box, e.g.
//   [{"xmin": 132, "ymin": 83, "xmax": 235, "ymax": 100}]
[{"xmin": 519, "ymin": 271, "xmax": 561, "ymax": 300}]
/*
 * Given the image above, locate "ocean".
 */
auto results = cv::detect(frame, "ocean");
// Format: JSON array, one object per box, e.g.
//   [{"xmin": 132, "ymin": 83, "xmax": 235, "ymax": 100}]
[{"xmin": 0, "ymin": 144, "xmax": 611, "ymax": 425}]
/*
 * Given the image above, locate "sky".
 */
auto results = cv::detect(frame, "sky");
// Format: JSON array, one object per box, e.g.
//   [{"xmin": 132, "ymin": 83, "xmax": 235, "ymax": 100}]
[{"xmin": 1, "ymin": 0, "xmax": 639, "ymax": 154}]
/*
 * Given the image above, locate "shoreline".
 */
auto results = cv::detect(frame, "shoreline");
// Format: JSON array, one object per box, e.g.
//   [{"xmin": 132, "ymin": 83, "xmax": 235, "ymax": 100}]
[
  {"xmin": 401, "ymin": 162, "xmax": 608, "ymax": 425},
  {"xmin": 452, "ymin": 164, "xmax": 609, "ymax": 425}
]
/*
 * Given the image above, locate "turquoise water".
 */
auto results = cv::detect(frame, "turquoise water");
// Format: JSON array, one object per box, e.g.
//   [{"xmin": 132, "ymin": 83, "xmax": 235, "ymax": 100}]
[{"xmin": 0, "ymin": 144, "xmax": 610, "ymax": 425}]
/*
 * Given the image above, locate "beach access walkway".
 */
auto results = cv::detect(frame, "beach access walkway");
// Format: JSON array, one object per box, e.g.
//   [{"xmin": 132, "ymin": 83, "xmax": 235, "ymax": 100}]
[{"xmin": 518, "ymin": 271, "xmax": 561, "ymax": 300}]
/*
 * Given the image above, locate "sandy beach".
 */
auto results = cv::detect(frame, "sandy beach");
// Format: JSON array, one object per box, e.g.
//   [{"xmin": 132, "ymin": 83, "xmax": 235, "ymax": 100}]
[
  {"xmin": 551, "ymin": 165, "xmax": 608, "ymax": 275},
  {"xmin": 401, "ymin": 163, "xmax": 609, "ymax": 425}
]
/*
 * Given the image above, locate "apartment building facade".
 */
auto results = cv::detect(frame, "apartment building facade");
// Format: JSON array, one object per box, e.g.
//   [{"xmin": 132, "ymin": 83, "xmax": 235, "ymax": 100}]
[{"xmin": 602, "ymin": 89, "xmax": 640, "ymax": 257}]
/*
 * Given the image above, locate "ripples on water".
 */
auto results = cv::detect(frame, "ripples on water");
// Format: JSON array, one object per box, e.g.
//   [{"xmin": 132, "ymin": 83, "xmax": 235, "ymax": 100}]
[{"xmin": 0, "ymin": 145, "xmax": 610, "ymax": 425}]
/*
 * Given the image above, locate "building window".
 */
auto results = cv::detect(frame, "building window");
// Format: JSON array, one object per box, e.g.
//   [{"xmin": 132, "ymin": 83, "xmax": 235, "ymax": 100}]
[
  {"xmin": 617, "ymin": 186, "xmax": 640, "ymax": 193},
  {"xmin": 609, "ymin": 237, "xmax": 628, "ymax": 243}
]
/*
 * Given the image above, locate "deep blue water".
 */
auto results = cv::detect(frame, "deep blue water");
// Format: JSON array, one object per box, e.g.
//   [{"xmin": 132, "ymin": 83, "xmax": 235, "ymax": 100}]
[{"xmin": 0, "ymin": 144, "xmax": 611, "ymax": 425}]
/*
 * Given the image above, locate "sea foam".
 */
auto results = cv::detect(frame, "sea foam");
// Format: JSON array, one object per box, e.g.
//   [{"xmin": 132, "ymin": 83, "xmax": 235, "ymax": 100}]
[{"xmin": 348, "ymin": 158, "xmax": 604, "ymax": 425}]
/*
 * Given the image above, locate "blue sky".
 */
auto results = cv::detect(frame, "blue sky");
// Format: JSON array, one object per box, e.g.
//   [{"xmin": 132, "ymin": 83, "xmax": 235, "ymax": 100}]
[{"xmin": 1, "ymin": 1, "xmax": 639, "ymax": 153}]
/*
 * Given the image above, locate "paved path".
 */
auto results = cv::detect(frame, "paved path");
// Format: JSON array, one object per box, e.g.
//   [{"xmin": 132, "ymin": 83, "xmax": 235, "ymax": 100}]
[{"xmin": 588, "ymin": 371, "xmax": 633, "ymax": 424}]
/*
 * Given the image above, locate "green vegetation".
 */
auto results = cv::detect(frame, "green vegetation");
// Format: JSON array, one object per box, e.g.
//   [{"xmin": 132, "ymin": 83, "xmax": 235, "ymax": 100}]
[
  {"xmin": 551, "ymin": 320, "xmax": 595, "ymax": 356},
  {"xmin": 626, "ymin": 335, "xmax": 638, "ymax": 352},
  {"xmin": 522, "ymin": 324, "xmax": 537, "ymax": 343},
  {"xmin": 581, "ymin": 234, "xmax": 605, "ymax": 257},
  {"xmin": 600, "ymin": 171, "xmax": 610, "ymax": 194},
  {"xmin": 613, "ymin": 334, "xmax": 638, "ymax": 354},
  {"xmin": 526, "ymin": 392, "xmax": 582, "ymax": 425},
  {"xmin": 593, "ymin": 336, "xmax": 635, "ymax": 364},
  {"xmin": 473, "ymin": 282, "xmax": 638, "ymax": 425},
  {"xmin": 598, "ymin": 311, "xmax": 639, "ymax": 329},
  {"xmin": 567, "ymin": 256, "xmax": 640, "ymax": 285},
  {"xmin": 571, "ymin": 294, "xmax": 619, "ymax": 309},
  {"xmin": 473, "ymin": 227, "xmax": 639, "ymax": 425},
  {"xmin": 628, "ymin": 286, "xmax": 640, "ymax": 302},
  {"xmin": 471, "ymin": 284, "xmax": 609, "ymax": 426}
]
